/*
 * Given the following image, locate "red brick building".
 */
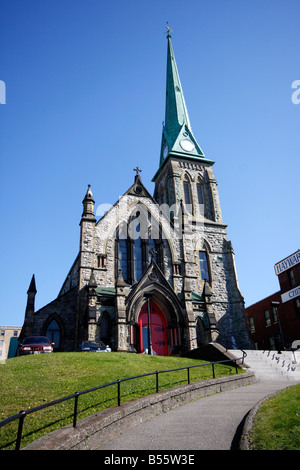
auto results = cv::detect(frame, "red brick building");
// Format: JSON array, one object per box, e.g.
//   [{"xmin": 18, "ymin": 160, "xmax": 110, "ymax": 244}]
[{"xmin": 246, "ymin": 250, "xmax": 300, "ymax": 350}]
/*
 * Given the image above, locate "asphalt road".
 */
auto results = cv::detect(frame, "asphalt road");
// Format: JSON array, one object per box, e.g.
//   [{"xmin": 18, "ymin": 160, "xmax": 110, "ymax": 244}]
[{"xmin": 98, "ymin": 380, "xmax": 293, "ymax": 450}]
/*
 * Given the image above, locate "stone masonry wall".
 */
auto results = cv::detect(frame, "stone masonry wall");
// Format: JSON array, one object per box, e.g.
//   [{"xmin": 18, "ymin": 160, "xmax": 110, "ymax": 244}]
[{"xmin": 32, "ymin": 289, "xmax": 78, "ymax": 351}]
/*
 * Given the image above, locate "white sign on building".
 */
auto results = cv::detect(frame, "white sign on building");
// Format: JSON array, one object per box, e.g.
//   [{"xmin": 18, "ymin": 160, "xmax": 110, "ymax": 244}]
[
  {"xmin": 281, "ymin": 285, "xmax": 300, "ymax": 304},
  {"xmin": 274, "ymin": 250, "xmax": 300, "ymax": 276}
]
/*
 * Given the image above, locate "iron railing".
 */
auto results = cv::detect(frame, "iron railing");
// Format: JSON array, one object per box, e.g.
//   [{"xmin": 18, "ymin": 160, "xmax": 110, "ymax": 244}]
[{"xmin": 0, "ymin": 353, "xmax": 246, "ymax": 451}]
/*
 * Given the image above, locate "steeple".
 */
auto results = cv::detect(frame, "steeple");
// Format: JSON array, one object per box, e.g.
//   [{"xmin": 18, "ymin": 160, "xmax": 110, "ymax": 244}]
[
  {"xmin": 19, "ymin": 274, "xmax": 37, "ymax": 342},
  {"xmin": 158, "ymin": 33, "xmax": 213, "ymax": 170},
  {"xmin": 27, "ymin": 274, "xmax": 37, "ymax": 294},
  {"xmin": 153, "ymin": 33, "xmax": 222, "ymax": 222}
]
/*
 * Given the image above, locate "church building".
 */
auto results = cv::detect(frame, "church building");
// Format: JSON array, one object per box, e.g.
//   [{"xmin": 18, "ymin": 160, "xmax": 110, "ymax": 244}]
[{"xmin": 20, "ymin": 33, "xmax": 252, "ymax": 354}]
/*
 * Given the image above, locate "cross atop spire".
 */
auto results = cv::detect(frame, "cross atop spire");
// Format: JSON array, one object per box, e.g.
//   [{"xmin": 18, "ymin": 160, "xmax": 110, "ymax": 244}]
[
  {"xmin": 133, "ymin": 166, "xmax": 142, "ymax": 176},
  {"xmin": 165, "ymin": 22, "xmax": 173, "ymax": 37}
]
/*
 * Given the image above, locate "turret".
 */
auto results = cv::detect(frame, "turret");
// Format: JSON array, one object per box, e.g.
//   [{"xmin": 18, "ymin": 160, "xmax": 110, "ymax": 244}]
[
  {"xmin": 79, "ymin": 185, "xmax": 96, "ymax": 290},
  {"xmin": 81, "ymin": 184, "xmax": 96, "ymax": 221},
  {"xmin": 19, "ymin": 275, "xmax": 37, "ymax": 342}
]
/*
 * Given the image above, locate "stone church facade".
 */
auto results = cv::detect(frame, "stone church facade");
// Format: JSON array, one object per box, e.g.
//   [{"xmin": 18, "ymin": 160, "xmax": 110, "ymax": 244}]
[{"xmin": 20, "ymin": 34, "xmax": 252, "ymax": 354}]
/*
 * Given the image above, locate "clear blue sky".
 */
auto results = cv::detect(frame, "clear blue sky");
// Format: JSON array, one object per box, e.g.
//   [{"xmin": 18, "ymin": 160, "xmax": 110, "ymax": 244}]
[{"xmin": 1, "ymin": 0, "xmax": 299, "ymax": 327}]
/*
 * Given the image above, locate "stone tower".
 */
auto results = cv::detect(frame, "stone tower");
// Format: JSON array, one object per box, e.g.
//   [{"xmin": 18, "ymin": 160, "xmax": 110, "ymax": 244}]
[{"xmin": 153, "ymin": 32, "xmax": 252, "ymax": 349}]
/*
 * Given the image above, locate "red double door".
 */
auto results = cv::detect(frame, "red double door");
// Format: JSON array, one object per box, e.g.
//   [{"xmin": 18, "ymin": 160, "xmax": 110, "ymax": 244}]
[{"xmin": 138, "ymin": 302, "xmax": 168, "ymax": 356}]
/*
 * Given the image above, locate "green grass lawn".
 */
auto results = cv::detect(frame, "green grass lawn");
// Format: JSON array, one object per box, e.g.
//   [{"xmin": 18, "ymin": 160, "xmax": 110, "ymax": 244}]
[
  {"xmin": 0, "ymin": 352, "xmax": 239, "ymax": 450},
  {"xmin": 251, "ymin": 383, "xmax": 300, "ymax": 450}
]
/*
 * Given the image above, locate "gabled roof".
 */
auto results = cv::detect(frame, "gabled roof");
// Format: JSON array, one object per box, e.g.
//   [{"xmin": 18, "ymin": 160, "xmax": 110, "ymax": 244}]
[
  {"xmin": 124, "ymin": 173, "xmax": 155, "ymax": 200},
  {"xmin": 125, "ymin": 256, "xmax": 184, "ymax": 318},
  {"xmin": 96, "ymin": 171, "xmax": 159, "ymax": 226}
]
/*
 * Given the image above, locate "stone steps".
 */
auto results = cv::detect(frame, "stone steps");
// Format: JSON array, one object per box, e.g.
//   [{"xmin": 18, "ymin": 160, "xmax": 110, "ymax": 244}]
[{"xmin": 228, "ymin": 349, "xmax": 300, "ymax": 381}]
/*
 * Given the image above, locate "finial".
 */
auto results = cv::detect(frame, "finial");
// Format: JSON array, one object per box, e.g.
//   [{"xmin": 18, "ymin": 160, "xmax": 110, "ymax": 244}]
[
  {"xmin": 165, "ymin": 22, "xmax": 173, "ymax": 37},
  {"xmin": 133, "ymin": 166, "xmax": 142, "ymax": 176},
  {"xmin": 149, "ymin": 248, "xmax": 157, "ymax": 261},
  {"xmin": 116, "ymin": 268, "xmax": 126, "ymax": 287},
  {"xmin": 83, "ymin": 184, "xmax": 94, "ymax": 201},
  {"xmin": 27, "ymin": 274, "xmax": 37, "ymax": 294}
]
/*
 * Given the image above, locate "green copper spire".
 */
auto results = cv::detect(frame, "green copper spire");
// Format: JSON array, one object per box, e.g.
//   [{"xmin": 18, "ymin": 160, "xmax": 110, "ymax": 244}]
[
  {"xmin": 158, "ymin": 33, "xmax": 212, "ymax": 168},
  {"xmin": 164, "ymin": 33, "xmax": 191, "ymax": 140}
]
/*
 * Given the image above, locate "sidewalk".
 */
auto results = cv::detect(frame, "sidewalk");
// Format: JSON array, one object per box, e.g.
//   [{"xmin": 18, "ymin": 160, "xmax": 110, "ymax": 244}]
[{"xmin": 98, "ymin": 380, "xmax": 293, "ymax": 450}]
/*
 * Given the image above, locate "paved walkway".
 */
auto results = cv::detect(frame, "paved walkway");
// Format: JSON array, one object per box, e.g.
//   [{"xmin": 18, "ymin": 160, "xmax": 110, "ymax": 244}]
[{"xmin": 98, "ymin": 380, "xmax": 294, "ymax": 450}]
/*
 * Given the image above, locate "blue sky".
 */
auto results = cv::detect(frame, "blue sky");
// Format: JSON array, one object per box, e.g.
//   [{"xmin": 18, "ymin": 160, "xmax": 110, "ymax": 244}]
[{"xmin": 0, "ymin": 0, "xmax": 299, "ymax": 327}]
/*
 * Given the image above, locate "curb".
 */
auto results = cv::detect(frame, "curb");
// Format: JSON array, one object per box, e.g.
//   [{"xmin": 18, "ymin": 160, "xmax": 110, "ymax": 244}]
[
  {"xmin": 239, "ymin": 384, "xmax": 296, "ymax": 450},
  {"xmin": 239, "ymin": 395, "xmax": 269, "ymax": 450}
]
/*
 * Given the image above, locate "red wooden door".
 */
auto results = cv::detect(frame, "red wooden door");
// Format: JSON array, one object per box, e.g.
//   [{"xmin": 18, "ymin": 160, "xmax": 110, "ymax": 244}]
[{"xmin": 138, "ymin": 302, "xmax": 168, "ymax": 356}]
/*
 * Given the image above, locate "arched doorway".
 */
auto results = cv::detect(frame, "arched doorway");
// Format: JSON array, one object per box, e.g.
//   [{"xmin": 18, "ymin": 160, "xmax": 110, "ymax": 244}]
[
  {"xmin": 138, "ymin": 302, "xmax": 167, "ymax": 356},
  {"xmin": 46, "ymin": 320, "xmax": 60, "ymax": 351},
  {"xmin": 97, "ymin": 311, "xmax": 111, "ymax": 347},
  {"xmin": 196, "ymin": 317, "xmax": 211, "ymax": 347}
]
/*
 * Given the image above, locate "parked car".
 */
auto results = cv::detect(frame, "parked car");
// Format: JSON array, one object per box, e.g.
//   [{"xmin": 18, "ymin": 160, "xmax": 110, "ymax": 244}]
[
  {"xmin": 80, "ymin": 340, "xmax": 111, "ymax": 352},
  {"xmin": 18, "ymin": 336, "xmax": 54, "ymax": 355}
]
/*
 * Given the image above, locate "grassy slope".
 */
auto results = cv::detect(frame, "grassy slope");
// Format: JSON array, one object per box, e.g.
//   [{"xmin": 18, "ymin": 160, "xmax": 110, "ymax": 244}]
[
  {"xmin": 251, "ymin": 383, "xmax": 300, "ymax": 450},
  {"xmin": 0, "ymin": 352, "xmax": 238, "ymax": 449}
]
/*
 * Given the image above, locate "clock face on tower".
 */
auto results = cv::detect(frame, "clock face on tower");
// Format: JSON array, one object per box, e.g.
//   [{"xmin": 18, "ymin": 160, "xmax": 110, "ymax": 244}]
[{"xmin": 180, "ymin": 139, "xmax": 195, "ymax": 152}]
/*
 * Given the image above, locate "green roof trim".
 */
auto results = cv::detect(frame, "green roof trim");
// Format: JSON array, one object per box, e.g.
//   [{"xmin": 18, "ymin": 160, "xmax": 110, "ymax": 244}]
[
  {"xmin": 96, "ymin": 287, "xmax": 116, "ymax": 297},
  {"xmin": 191, "ymin": 292, "xmax": 204, "ymax": 303}
]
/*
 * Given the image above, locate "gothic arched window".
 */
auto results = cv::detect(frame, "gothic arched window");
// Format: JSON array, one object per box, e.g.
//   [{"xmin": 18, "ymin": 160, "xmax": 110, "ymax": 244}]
[
  {"xmin": 183, "ymin": 177, "xmax": 192, "ymax": 213},
  {"xmin": 134, "ymin": 230, "xmax": 143, "ymax": 282},
  {"xmin": 199, "ymin": 250, "xmax": 211, "ymax": 283},
  {"xmin": 197, "ymin": 180, "xmax": 205, "ymax": 215},
  {"xmin": 116, "ymin": 209, "xmax": 164, "ymax": 285},
  {"xmin": 119, "ymin": 238, "xmax": 128, "ymax": 282}
]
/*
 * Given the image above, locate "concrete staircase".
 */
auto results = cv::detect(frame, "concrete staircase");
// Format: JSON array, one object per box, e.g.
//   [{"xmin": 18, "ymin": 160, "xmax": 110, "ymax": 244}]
[{"xmin": 228, "ymin": 349, "xmax": 300, "ymax": 382}]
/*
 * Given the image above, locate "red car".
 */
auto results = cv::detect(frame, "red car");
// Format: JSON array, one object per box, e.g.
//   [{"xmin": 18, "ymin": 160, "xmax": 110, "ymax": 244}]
[{"xmin": 18, "ymin": 336, "xmax": 54, "ymax": 355}]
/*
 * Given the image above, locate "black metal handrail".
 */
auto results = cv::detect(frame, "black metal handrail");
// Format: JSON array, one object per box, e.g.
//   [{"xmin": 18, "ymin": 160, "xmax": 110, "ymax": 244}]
[
  {"xmin": 223, "ymin": 334, "xmax": 248, "ymax": 365},
  {"xmin": 0, "ymin": 354, "xmax": 245, "ymax": 451}
]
